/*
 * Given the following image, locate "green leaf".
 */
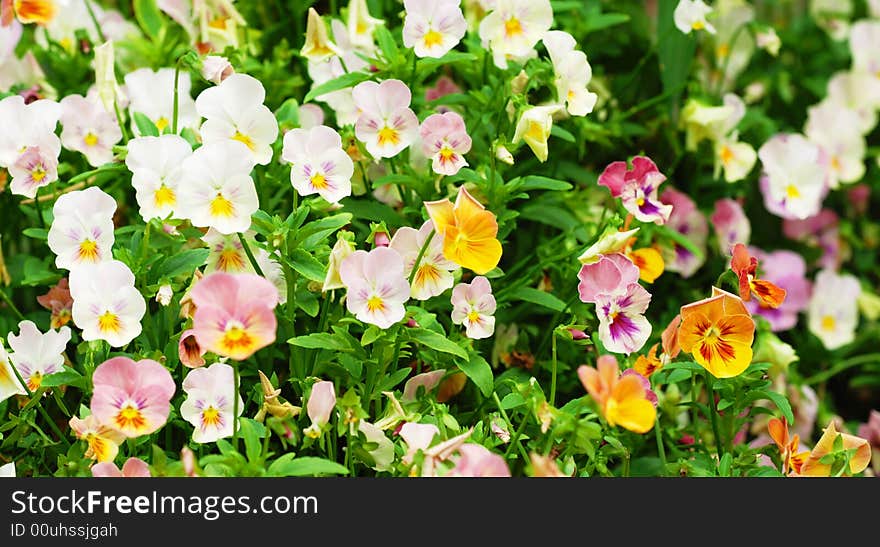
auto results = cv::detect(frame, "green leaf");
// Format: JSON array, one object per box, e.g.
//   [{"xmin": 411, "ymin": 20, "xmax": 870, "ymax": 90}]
[
  {"xmin": 340, "ymin": 198, "xmax": 406, "ymax": 228},
  {"xmin": 407, "ymin": 328, "xmax": 468, "ymax": 361},
  {"xmin": 132, "ymin": 111, "xmax": 159, "ymax": 137},
  {"xmin": 657, "ymin": 0, "xmax": 696, "ymax": 121},
  {"xmin": 154, "ymin": 248, "xmax": 209, "ymax": 280},
  {"xmin": 295, "ymin": 213, "xmax": 353, "ymax": 249},
  {"xmin": 550, "ymin": 125, "xmax": 576, "ymax": 143},
  {"xmin": 303, "ymin": 71, "xmax": 372, "ymax": 103},
  {"xmin": 457, "ymin": 352, "xmax": 494, "ymax": 397},
  {"xmin": 289, "ymin": 249, "xmax": 326, "ymax": 283},
  {"xmin": 22, "ymin": 228, "xmax": 48, "ymax": 241},
  {"xmin": 761, "ymin": 390, "xmax": 794, "ymax": 424},
  {"xmin": 288, "ymin": 333, "xmax": 351, "ymax": 351},
  {"xmin": 378, "ymin": 367, "xmax": 412, "ymax": 392},
  {"xmin": 238, "ymin": 418, "xmax": 265, "ymax": 464},
  {"xmin": 515, "ymin": 176, "xmax": 573, "ymax": 192},
  {"xmin": 361, "ymin": 325, "xmax": 384, "ymax": 346},
  {"xmin": 417, "ymin": 51, "xmax": 478, "ymax": 71},
  {"xmin": 507, "ymin": 287, "xmax": 567, "ymax": 312},
  {"xmin": 374, "ymin": 26, "xmax": 399, "ymax": 65},
  {"xmin": 267, "ymin": 456, "xmax": 350, "ymax": 477},
  {"xmin": 133, "ymin": 0, "xmax": 164, "ymax": 41},
  {"xmin": 41, "ymin": 366, "xmax": 84, "ymax": 388},
  {"xmin": 584, "ymin": 12, "xmax": 631, "ymax": 34}
]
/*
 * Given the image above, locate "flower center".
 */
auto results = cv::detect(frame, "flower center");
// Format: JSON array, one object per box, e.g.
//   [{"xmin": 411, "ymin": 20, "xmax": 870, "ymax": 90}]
[
  {"xmin": 785, "ymin": 184, "xmax": 800, "ymax": 199},
  {"xmin": 423, "ymin": 28, "xmax": 443, "ymax": 48},
  {"xmin": 97, "ymin": 311, "xmax": 122, "ymax": 333},
  {"xmin": 31, "ymin": 165, "xmax": 47, "ymax": 182},
  {"xmin": 366, "ymin": 295, "xmax": 385, "ymax": 312},
  {"xmin": 525, "ymin": 120, "xmax": 545, "ymax": 142},
  {"xmin": 217, "ymin": 248, "xmax": 247, "ymax": 272},
  {"xmin": 439, "ymin": 145, "xmax": 456, "ymax": 163},
  {"xmin": 504, "ymin": 17, "xmax": 523, "ymax": 37},
  {"xmin": 310, "ymin": 172, "xmax": 329, "ymax": 189},
  {"xmin": 210, "ymin": 193, "xmax": 235, "ymax": 217},
  {"xmin": 467, "ymin": 310, "xmax": 481, "ymax": 324},
  {"xmin": 27, "ymin": 370, "xmax": 43, "ymax": 391},
  {"xmin": 414, "ymin": 263, "xmax": 441, "ymax": 286},
  {"xmin": 232, "ymin": 131, "xmax": 256, "ymax": 151},
  {"xmin": 209, "ymin": 16, "xmax": 228, "ymax": 29},
  {"xmin": 720, "ymin": 145, "xmax": 733, "ymax": 165},
  {"xmin": 220, "ymin": 322, "xmax": 255, "ymax": 354},
  {"xmin": 830, "ymin": 156, "xmax": 840, "ymax": 171},
  {"xmin": 356, "ymin": 21, "xmax": 368, "ymax": 34},
  {"xmin": 114, "ymin": 403, "xmax": 148, "ymax": 433},
  {"xmin": 155, "ymin": 117, "xmax": 169, "ymax": 132},
  {"xmin": 77, "ymin": 239, "xmax": 100, "ymax": 262},
  {"xmin": 83, "ymin": 132, "xmax": 99, "ymax": 147},
  {"xmin": 692, "ymin": 20, "xmax": 705, "ymax": 31},
  {"xmin": 154, "ymin": 184, "xmax": 176, "ymax": 208},
  {"xmin": 377, "ymin": 126, "xmax": 400, "ymax": 146},
  {"xmin": 716, "ymin": 43, "xmax": 730, "ymax": 59},
  {"xmin": 202, "ymin": 406, "xmax": 223, "ymax": 429},
  {"xmin": 821, "ymin": 315, "xmax": 836, "ymax": 331}
]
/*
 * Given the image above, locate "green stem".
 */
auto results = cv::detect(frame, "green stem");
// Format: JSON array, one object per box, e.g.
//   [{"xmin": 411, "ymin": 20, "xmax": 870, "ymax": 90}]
[
  {"xmin": 502, "ymin": 408, "xmax": 531, "ymax": 462},
  {"xmin": 9, "ymin": 361, "xmax": 70, "ymax": 448},
  {"xmin": 622, "ymin": 450, "xmax": 631, "ymax": 477},
  {"xmin": 172, "ymin": 58, "xmax": 181, "ymax": 135},
  {"xmin": 408, "ymin": 52, "xmax": 418, "ymax": 90},
  {"xmin": 0, "ymin": 287, "xmax": 25, "ymax": 321},
  {"xmin": 803, "ymin": 353, "xmax": 880, "ymax": 385},
  {"xmin": 654, "ymin": 415, "xmax": 668, "ymax": 476},
  {"xmin": 232, "ymin": 362, "xmax": 241, "ymax": 451},
  {"xmin": 34, "ymin": 186, "xmax": 46, "ymax": 229},
  {"xmin": 237, "ymin": 233, "xmax": 266, "ymax": 277},
  {"xmin": 550, "ymin": 332, "xmax": 558, "ymax": 407},
  {"xmin": 493, "ymin": 392, "xmax": 529, "ymax": 461},
  {"xmin": 83, "ymin": 0, "xmax": 107, "ymax": 43},
  {"xmin": 113, "ymin": 100, "xmax": 130, "ymax": 144},
  {"xmin": 139, "ymin": 219, "xmax": 153, "ymax": 270},
  {"xmin": 703, "ymin": 370, "xmax": 725, "ymax": 461},
  {"xmin": 68, "ymin": 163, "xmax": 126, "ymax": 185}
]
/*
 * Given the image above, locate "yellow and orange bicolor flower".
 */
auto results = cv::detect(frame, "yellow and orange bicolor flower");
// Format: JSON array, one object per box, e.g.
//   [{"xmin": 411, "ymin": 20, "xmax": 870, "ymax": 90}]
[
  {"xmin": 769, "ymin": 417, "xmax": 871, "ymax": 477},
  {"xmin": 578, "ymin": 355, "xmax": 656, "ymax": 434},
  {"xmin": 2, "ymin": 0, "xmax": 57, "ymax": 26},
  {"xmin": 424, "ymin": 186, "xmax": 503, "ymax": 275},
  {"xmin": 731, "ymin": 243, "xmax": 786, "ymax": 308},
  {"xmin": 678, "ymin": 287, "xmax": 755, "ymax": 378}
]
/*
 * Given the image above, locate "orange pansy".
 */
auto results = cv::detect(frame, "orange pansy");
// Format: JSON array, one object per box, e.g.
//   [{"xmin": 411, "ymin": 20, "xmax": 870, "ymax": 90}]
[
  {"xmin": 578, "ymin": 355, "xmax": 656, "ymax": 434},
  {"xmin": 424, "ymin": 186, "xmax": 502, "ymax": 275},
  {"xmin": 730, "ymin": 243, "xmax": 786, "ymax": 309},
  {"xmin": 678, "ymin": 287, "xmax": 755, "ymax": 378}
]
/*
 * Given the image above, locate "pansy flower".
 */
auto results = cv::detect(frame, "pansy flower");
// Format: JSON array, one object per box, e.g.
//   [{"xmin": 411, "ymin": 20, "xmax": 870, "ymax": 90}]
[
  {"xmin": 181, "ymin": 363, "xmax": 243, "ymax": 443},
  {"xmin": 595, "ymin": 282, "xmax": 652, "ymax": 355},
  {"xmin": 8, "ymin": 145, "xmax": 58, "ymax": 199},
  {"xmin": 710, "ymin": 198, "xmax": 750, "ymax": 255},
  {"xmin": 744, "ymin": 248, "xmax": 811, "ymax": 332},
  {"xmin": 69, "ymin": 415, "xmax": 125, "ymax": 463},
  {"xmin": 674, "ymin": 0, "xmax": 716, "ymax": 34},
  {"xmin": 339, "ymin": 247, "xmax": 411, "ymax": 329},
  {"xmin": 511, "ymin": 104, "xmax": 561, "ymax": 163},
  {"xmin": 577, "ymin": 252, "xmax": 639, "ymax": 304},
  {"xmin": 304, "ymin": 380, "xmax": 336, "ymax": 438},
  {"xmin": 451, "ymin": 276, "xmax": 496, "ymax": 339},
  {"xmin": 678, "ymin": 287, "xmax": 755, "ymax": 378},
  {"xmin": 658, "ymin": 187, "xmax": 708, "ymax": 278},
  {"xmin": 281, "ymin": 124, "xmax": 353, "ymax": 204},
  {"xmin": 178, "ymin": 329, "xmax": 207, "ymax": 369},
  {"xmin": 323, "ymin": 236, "xmax": 356, "ymax": 292},
  {"xmin": 577, "ymin": 355, "xmax": 656, "ymax": 433},
  {"xmin": 177, "ymin": 141, "xmax": 259, "ymax": 235},
  {"xmin": 0, "ymin": 95, "xmax": 61, "ymax": 172},
  {"xmin": 389, "ymin": 220, "xmax": 459, "ymax": 300},
  {"xmin": 124, "ymin": 67, "xmax": 198, "ymax": 135},
  {"xmin": 807, "ymin": 269, "xmax": 860, "ymax": 350},
  {"xmin": 769, "ymin": 418, "xmax": 871, "ymax": 477},
  {"xmin": 419, "ymin": 112, "xmax": 472, "ymax": 176},
  {"xmin": 804, "ymin": 100, "xmax": 866, "ymax": 189},
  {"xmin": 90, "ymin": 356, "xmax": 176, "ymax": 438},
  {"xmin": 189, "ymin": 272, "xmax": 280, "ymax": 361},
  {"xmin": 69, "ymin": 260, "xmax": 146, "ymax": 348},
  {"xmin": 447, "ymin": 444, "xmax": 511, "ymax": 477},
  {"xmin": 300, "ymin": 7, "xmax": 342, "ymax": 62},
  {"xmin": 598, "ymin": 156, "xmax": 673, "ymax": 225},
  {"xmin": 758, "ymin": 133, "xmax": 828, "ymax": 220},
  {"xmin": 347, "ymin": 0, "xmax": 384, "ymax": 49},
  {"xmin": 195, "ymin": 73, "xmax": 279, "ymax": 165},
  {"xmin": 125, "ymin": 134, "xmax": 192, "ymax": 221},
  {"xmin": 47, "ymin": 186, "xmax": 117, "ymax": 271},
  {"xmin": 59, "ymin": 94, "xmax": 122, "ymax": 167},
  {"xmin": 91, "ymin": 458, "xmax": 152, "ymax": 478},
  {"xmin": 0, "ymin": 344, "xmax": 26, "ymax": 403},
  {"xmin": 352, "ymin": 79, "xmax": 420, "ymax": 159},
  {"xmin": 542, "ymin": 30, "xmax": 598, "ymax": 116},
  {"xmin": 424, "ymin": 185, "xmax": 503, "ymax": 275},
  {"xmin": 7, "ymin": 320, "xmax": 70, "ymax": 392},
  {"xmin": 730, "ymin": 243, "xmax": 787, "ymax": 309},
  {"xmin": 402, "ymin": 0, "xmax": 467, "ymax": 59},
  {"xmin": 478, "ymin": 0, "xmax": 553, "ymax": 69}
]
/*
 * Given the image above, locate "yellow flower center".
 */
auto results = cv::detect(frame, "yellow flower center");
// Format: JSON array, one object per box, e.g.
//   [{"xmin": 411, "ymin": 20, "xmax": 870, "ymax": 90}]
[
  {"xmin": 310, "ymin": 172, "xmax": 329, "ymax": 189},
  {"xmin": 217, "ymin": 248, "xmax": 247, "ymax": 272},
  {"xmin": 97, "ymin": 311, "xmax": 122, "ymax": 334},
  {"xmin": 636, "ymin": 197, "xmax": 645, "ymax": 207},
  {"xmin": 830, "ymin": 156, "xmax": 840, "ymax": 171},
  {"xmin": 232, "ymin": 131, "xmax": 256, "ymax": 151},
  {"xmin": 114, "ymin": 404, "xmax": 148, "ymax": 433},
  {"xmin": 209, "ymin": 193, "xmax": 235, "ymax": 218},
  {"xmin": 27, "ymin": 370, "xmax": 43, "ymax": 391},
  {"xmin": 155, "ymin": 117, "xmax": 169, "ymax": 132},
  {"xmin": 504, "ymin": 17, "xmax": 523, "ymax": 37},
  {"xmin": 423, "ymin": 28, "xmax": 443, "ymax": 48},
  {"xmin": 154, "ymin": 184, "xmax": 176, "ymax": 208},
  {"xmin": 525, "ymin": 120, "xmax": 546, "ymax": 141},
  {"xmin": 377, "ymin": 126, "xmax": 400, "ymax": 146},
  {"xmin": 692, "ymin": 20, "xmax": 705, "ymax": 31},
  {"xmin": 356, "ymin": 22, "xmax": 368, "ymax": 35},
  {"xmin": 717, "ymin": 43, "xmax": 730, "ymax": 59},
  {"xmin": 83, "ymin": 132, "xmax": 99, "ymax": 147},
  {"xmin": 414, "ymin": 263, "xmax": 441, "ymax": 287},
  {"xmin": 202, "ymin": 406, "xmax": 222, "ymax": 428},
  {"xmin": 467, "ymin": 310, "xmax": 481, "ymax": 324},
  {"xmin": 821, "ymin": 315, "xmax": 836, "ymax": 331},
  {"xmin": 720, "ymin": 145, "xmax": 733, "ymax": 165},
  {"xmin": 366, "ymin": 295, "xmax": 385, "ymax": 312},
  {"xmin": 208, "ymin": 16, "xmax": 228, "ymax": 29},
  {"xmin": 785, "ymin": 184, "xmax": 800, "ymax": 199},
  {"xmin": 439, "ymin": 145, "xmax": 456, "ymax": 163},
  {"xmin": 77, "ymin": 239, "xmax": 100, "ymax": 262},
  {"xmin": 31, "ymin": 165, "xmax": 47, "ymax": 182},
  {"xmin": 220, "ymin": 323, "xmax": 256, "ymax": 355}
]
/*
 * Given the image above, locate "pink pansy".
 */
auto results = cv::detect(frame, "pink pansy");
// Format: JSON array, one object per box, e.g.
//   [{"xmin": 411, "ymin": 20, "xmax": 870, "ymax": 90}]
[
  {"xmin": 8, "ymin": 146, "xmax": 58, "ymax": 199},
  {"xmin": 744, "ymin": 248, "xmax": 812, "ymax": 332},
  {"xmin": 659, "ymin": 188, "xmax": 708, "ymax": 279},
  {"xmin": 597, "ymin": 156, "xmax": 673, "ymax": 225},
  {"xmin": 451, "ymin": 276, "xmax": 497, "ymax": 339},
  {"xmin": 402, "ymin": 0, "xmax": 468, "ymax": 59},
  {"xmin": 90, "ymin": 357, "xmax": 176, "ymax": 438},
  {"xmin": 59, "ymin": 94, "xmax": 122, "ymax": 167},
  {"xmin": 178, "ymin": 329, "xmax": 207, "ymax": 369},
  {"xmin": 181, "ymin": 363, "xmax": 242, "ymax": 443},
  {"xmin": 419, "ymin": 111, "xmax": 472, "ymax": 176},
  {"xmin": 595, "ymin": 283, "xmax": 652, "ymax": 355},
  {"xmin": 446, "ymin": 444, "xmax": 511, "ymax": 477},
  {"xmin": 339, "ymin": 247, "xmax": 411, "ymax": 329},
  {"xmin": 621, "ymin": 369, "xmax": 658, "ymax": 407},
  {"xmin": 400, "ymin": 422, "xmax": 440, "ymax": 466},
  {"xmin": 7, "ymin": 320, "xmax": 71, "ymax": 392},
  {"xmin": 304, "ymin": 380, "xmax": 336, "ymax": 438},
  {"xmin": 0, "ymin": 95, "xmax": 61, "ymax": 171},
  {"xmin": 201, "ymin": 55, "xmax": 234, "ymax": 85},
  {"xmin": 425, "ymin": 76, "xmax": 461, "ymax": 102},
  {"xmin": 402, "ymin": 369, "xmax": 447, "ymax": 403},
  {"xmin": 577, "ymin": 252, "xmax": 639, "ymax": 304},
  {"xmin": 710, "ymin": 198, "xmax": 751, "ymax": 256},
  {"xmin": 782, "ymin": 209, "xmax": 841, "ymax": 269},
  {"xmin": 92, "ymin": 458, "xmax": 151, "ymax": 478},
  {"xmin": 389, "ymin": 220, "xmax": 459, "ymax": 300},
  {"xmin": 352, "ymin": 79, "xmax": 420, "ymax": 159},
  {"xmin": 189, "ymin": 272, "xmax": 280, "ymax": 361},
  {"xmin": 281, "ymin": 124, "xmax": 353, "ymax": 204}
]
